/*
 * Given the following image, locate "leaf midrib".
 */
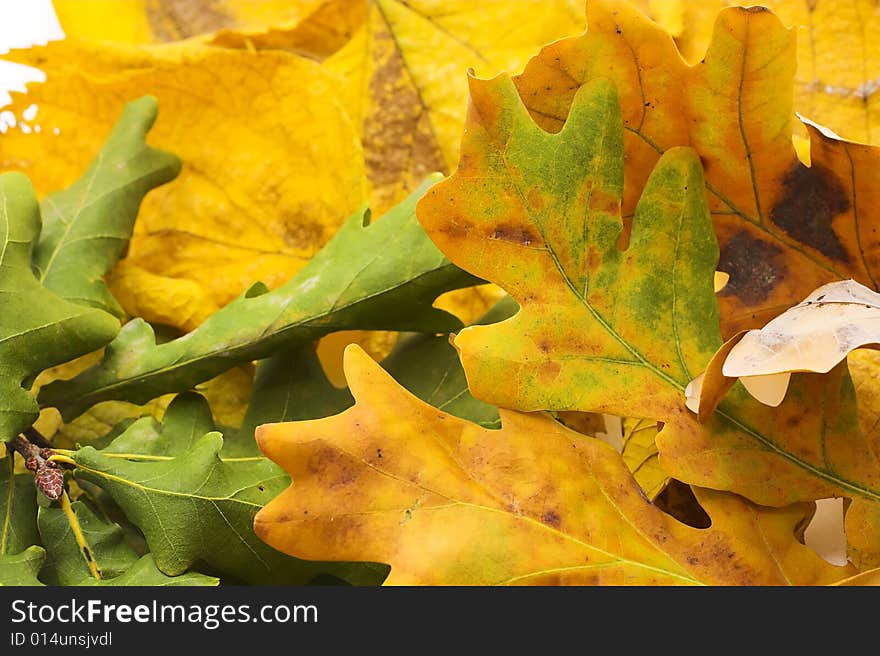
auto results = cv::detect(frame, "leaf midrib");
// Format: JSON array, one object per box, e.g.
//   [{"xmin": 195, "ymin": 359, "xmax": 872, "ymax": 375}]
[
  {"xmin": 44, "ymin": 258, "xmax": 462, "ymax": 405},
  {"xmin": 494, "ymin": 120, "xmax": 880, "ymax": 505},
  {"xmin": 314, "ymin": 441, "xmax": 703, "ymax": 585}
]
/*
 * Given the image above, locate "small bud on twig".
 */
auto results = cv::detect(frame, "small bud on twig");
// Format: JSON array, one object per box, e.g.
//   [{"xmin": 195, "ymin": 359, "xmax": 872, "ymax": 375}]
[{"xmin": 7, "ymin": 432, "xmax": 65, "ymax": 500}]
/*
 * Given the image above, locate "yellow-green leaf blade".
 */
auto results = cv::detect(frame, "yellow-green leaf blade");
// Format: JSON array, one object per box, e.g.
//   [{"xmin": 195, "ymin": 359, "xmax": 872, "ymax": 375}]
[{"xmin": 417, "ymin": 74, "xmax": 720, "ymax": 420}]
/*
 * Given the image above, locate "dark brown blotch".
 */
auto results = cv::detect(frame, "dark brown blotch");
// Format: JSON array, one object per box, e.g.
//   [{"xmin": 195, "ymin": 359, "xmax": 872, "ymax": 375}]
[
  {"xmin": 491, "ymin": 223, "xmax": 540, "ymax": 246},
  {"xmin": 718, "ymin": 231, "xmax": 785, "ymax": 305},
  {"xmin": 541, "ymin": 510, "xmax": 562, "ymax": 528},
  {"xmin": 770, "ymin": 162, "xmax": 850, "ymax": 262}
]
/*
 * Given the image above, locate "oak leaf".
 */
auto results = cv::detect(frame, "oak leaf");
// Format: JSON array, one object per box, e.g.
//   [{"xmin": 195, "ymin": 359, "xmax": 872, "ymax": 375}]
[
  {"xmin": 0, "ymin": 173, "xmax": 119, "ymax": 441},
  {"xmin": 324, "ymin": 0, "xmax": 585, "ymax": 214},
  {"xmin": 503, "ymin": 0, "xmax": 880, "ymax": 335},
  {"xmin": 32, "ymin": 95, "xmax": 180, "ymax": 317},
  {"xmin": 635, "ymin": 0, "xmax": 880, "ymax": 145},
  {"xmin": 39, "ymin": 178, "xmax": 479, "ymax": 421},
  {"xmin": 254, "ymin": 345, "xmax": 858, "ymax": 585},
  {"xmin": 67, "ymin": 392, "xmax": 388, "ymax": 585},
  {"xmin": 1, "ymin": 36, "xmax": 366, "ymax": 332},
  {"xmin": 417, "ymin": 73, "xmax": 720, "ymax": 421},
  {"xmin": 415, "ymin": 55, "xmax": 880, "ymax": 523}
]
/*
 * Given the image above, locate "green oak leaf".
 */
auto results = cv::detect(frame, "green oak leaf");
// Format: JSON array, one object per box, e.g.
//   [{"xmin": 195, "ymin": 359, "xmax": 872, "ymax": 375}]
[
  {"xmin": 37, "ymin": 500, "xmax": 140, "ymax": 585},
  {"xmin": 82, "ymin": 554, "xmax": 217, "ymax": 586},
  {"xmin": 38, "ymin": 500, "xmax": 216, "ymax": 586},
  {"xmin": 0, "ymin": 546, "xmax": 46, "ymax": 585},
  {"xmin": 70, "ymin": 394, "xmax": 389, "ymax": 585},
  {"xmin": 382, "ymin": 294, "xmax": 519, "ymax": 430},
  {"xmin": 0, "ymin": 173, "xmax": 119, "ymax": 441},
  {"xmin": 39, "ymin": 175, "xmax": 483, "ymax": 421},
  {"xmin": 227, "ymin": 346, "xmax": 355, "ymax": 458},
  {"xmin": 33, "ymin": 95, "xmax": 181, "ymax": 316},
  {"xmin": 227, "ymin": 294, "xmax": 520, "ymax": 457},
  {"xmin": 0, "ymin": 454, "xmax": 39, "ymax": 557}
]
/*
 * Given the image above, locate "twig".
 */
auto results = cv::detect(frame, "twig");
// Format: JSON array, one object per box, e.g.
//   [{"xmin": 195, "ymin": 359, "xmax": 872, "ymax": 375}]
[{"xmin": 7, "ymin": 432, "xmax": 64, "ymax": 500}]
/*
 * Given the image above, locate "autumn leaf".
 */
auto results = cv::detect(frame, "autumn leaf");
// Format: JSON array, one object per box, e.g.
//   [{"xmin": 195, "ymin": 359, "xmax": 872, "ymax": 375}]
[
  {"xmin": 503, "ymin": 0, "xmax": 880, "ymax": 335},
  {"xmin": 61, "ymin": 392, "xmax": 389, "ymax": 585},
  {"xmin": 417, "ymin": 73, "xmax": 720, "ymax": 420},
  {"xmin": 0, "ymin": 173, "xmax": 119, "ymax": 441},
  {"xmin": 324, "ymin": 0, "xmax": 585, "ymax": 214},
  {"xmin": 38, "ymin": 177, "xmax": 480, "ymax": 422},
  {"xmin": 636, "ymin": 0, "xmax": 880, "ymax": 145},
  {"xmin": 254, "ymin": 345, "xmax": 858, "ymax": 585},
  {"xmin": 33, "ymin": 95, "xmax": 180, "ymax": 317},
  {"xmin": 1, "ymin": 35, "xmax": 366, "ymax": 332}
]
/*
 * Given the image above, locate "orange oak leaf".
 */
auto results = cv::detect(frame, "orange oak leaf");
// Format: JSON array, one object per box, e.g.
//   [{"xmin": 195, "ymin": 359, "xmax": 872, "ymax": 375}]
[
  {"xmin": 634, "ymin": 0, "xmax": 880, "ymax": 145},
  {"xmin": 414, "ymin": 20, "xmax": 880, "ymax": 526},
  {"xmin": 253, "ymin": 345, "xmax": 860, "ymax": 586},
  {"xmin": 509, "ymin": 0, "xmax": 880, "ymax": 335}
]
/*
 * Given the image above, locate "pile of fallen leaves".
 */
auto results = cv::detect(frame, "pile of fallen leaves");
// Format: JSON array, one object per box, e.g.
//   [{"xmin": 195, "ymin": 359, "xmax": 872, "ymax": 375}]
[{"xmin": 2, "ymin": 0, "xmax": 880, "ymax": 586}]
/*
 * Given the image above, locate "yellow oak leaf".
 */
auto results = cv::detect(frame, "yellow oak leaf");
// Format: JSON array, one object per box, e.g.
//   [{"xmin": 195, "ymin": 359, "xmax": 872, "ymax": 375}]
[
  {"xmin": 254, "ymin": 345, "xmax": 859, "ymax": 585},
  {"xmin": 621, "ymin": 417, "xmax": 667, "ymax": 501},
  {"xmin": 51, "ymin": 0, "xmax": 324, "ymax": 44},
  {"xmin": 324, "ymin": 0, "xmax": 585, "ymax": 214},
  {"xmin": 1, "ymin": 38, "xmax": 366, "ymax": 331}
]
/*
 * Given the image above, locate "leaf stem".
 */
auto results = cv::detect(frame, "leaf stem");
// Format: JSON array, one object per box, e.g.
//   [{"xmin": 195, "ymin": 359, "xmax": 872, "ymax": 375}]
[
  {"xmin": 59, "ymin": 489, "xmax": 102, "ymax": 580},
  {"xmin": 48, "ymin": 454, "xmax": 77, "ymax": 467}
]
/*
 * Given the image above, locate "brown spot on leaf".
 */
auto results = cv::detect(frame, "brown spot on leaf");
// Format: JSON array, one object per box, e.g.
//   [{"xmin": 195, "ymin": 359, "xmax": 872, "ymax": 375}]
[
  {"xmin": 148, "ymin": 0, "xmax": 233, "ymax": 41},
  {"xmin": 364, "ymin": 24, "xmax": 447, "ymax": 210},
  {"xmin": 588, "ymin": 187, "xmax": 621, "ymax": 216},
  {"xmin": 527, "ymin": 188, "xmax": 545, "ymax": 212},
  {"xmin": 542, "ymin": 510, "xmax": 562, "ymax": 528},
  {"xmin": 437, "ymin": 218, "xmax": 472, "ymax": 242},
  {"xmin": 718, "ymin": 231, "xmax": 785, "ymax": 305},
  {"xmin": 491, "ymin": 223, "xmax": 539, "ymax": 246},
  {"xmin": 770, "ymin": 162, "xmax": 850, "ymax": 262}
]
